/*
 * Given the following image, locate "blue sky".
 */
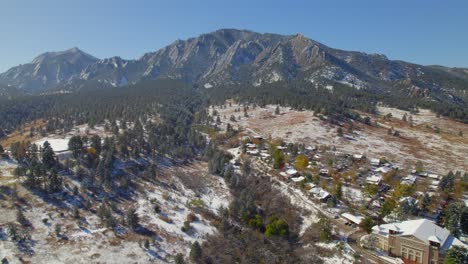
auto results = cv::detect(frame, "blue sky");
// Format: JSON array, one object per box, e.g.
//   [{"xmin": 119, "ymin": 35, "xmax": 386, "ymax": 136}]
[{"xmin": 0, "ymin": 0, "xmax": 467, "ymax": 72}]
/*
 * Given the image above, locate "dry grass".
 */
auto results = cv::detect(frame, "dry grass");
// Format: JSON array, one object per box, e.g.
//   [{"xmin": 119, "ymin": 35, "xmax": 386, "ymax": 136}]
[{"xmin": 0, "ymin": 119, "xmax": 45, "ymax": 147}]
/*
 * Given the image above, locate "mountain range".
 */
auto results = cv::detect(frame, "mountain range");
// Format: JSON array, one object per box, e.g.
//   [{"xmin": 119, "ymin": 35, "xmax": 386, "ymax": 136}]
[{"xmin": 1, "ymin": 29, "xmax": 467, "ymax": 106}]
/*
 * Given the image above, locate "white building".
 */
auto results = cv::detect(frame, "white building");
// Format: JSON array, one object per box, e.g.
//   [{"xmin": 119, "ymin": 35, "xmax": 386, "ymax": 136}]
[
  {"xmin": 366, "ymin": 175, "xmax": 382, "ymax": 185},
  {"xmin": 372, "ymin": 219, "xmax": 467, "ymax": 264}
]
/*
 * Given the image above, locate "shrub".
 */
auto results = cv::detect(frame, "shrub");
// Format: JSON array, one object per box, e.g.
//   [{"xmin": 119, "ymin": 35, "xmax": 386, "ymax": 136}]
[{"xmin": 264, "ymin": 217, "xmax": 289, "ymax": 237}]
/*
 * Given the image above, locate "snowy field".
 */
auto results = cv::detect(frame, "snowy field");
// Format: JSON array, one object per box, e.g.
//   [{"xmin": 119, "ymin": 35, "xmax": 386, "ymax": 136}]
[
  {"xmin": 34, "ymin": 138, "xmax": 71, "ymax": 152},
  {"xmin": 213, "ymin": 103, "xmax": 468, "ymax": 174}
]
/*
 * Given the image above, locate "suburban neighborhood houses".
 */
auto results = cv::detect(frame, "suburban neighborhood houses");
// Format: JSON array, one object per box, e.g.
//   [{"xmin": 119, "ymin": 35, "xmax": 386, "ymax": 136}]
[{"xmin": 210, "ymin": 103, "xmax": 468, "ymax": 264}]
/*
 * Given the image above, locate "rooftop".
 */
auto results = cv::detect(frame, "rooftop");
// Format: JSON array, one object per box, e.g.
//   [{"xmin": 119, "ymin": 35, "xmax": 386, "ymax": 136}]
[{"xmin": 372, "ymin": 219, "xmax": 467, "ymax": 252}]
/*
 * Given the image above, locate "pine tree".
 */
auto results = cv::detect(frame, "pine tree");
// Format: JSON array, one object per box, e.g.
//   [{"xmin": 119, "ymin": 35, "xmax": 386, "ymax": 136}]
[
  {"xmin": 126, "ymin": 208, "xmax": 139, "ymax": 230},
  {"xmin": 90, "ymin": 135, "xmax": 102, "ymax": 155},
  {"xmin": 41, "ymin": 141, "xmax": 56, "ymax": 170},
  {"xmin": 16, "ymin": 208, "xmax": 28, "ymax": 226},
  {"xmin": 55, "ymin": 224, "xmax": 61, "ymax": 237},
  {"xmin": 48, "ymin": 169, "xmax": 62, "ymax": 193},
  {"xmin": 73, "ymin": 207, "xmax": 80, "ymax": 219},
  {"xmin": 174, "ymin": 253, "xmax": 185, "ymax": 264},
  {"xmin": 190, "ymin": 241, "xmax": 202, "ymax": 261},
  {"xmin": 335, "ymin": 182, "xmax": 343, "ymax": 200},
  {"xmin": 337, "ymin": 127, "xmax": 343, "ymax": 137},
  {"xmin": 275, "ymin": 106, "xmax": 280, "ymax": 115},
  {"xmin": 68, "ymin": 136, "xmax": 83, "ymax": 158}
]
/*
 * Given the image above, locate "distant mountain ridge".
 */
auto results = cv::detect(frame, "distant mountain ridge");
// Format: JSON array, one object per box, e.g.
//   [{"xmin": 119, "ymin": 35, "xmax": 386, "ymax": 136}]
[
  {"xmin": 0, "ymin": 47, "xmax": 98, "ymax": 92},
  {"xmin": 1, "ymin": 29, "xmax": 467, "ymax": 107}
]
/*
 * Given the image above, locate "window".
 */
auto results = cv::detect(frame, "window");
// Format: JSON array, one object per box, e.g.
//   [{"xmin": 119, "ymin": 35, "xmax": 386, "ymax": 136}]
[
  {"xmin": 409, "ymin": 250, "xmax": 414, "ymax": 261},
  {"xmin": 402, "ymin": 248, "xmax": 407, "ymax": 259},
  {"xmin": 415, "ymin": 251, "xmax": 421, "ymax": 263}
]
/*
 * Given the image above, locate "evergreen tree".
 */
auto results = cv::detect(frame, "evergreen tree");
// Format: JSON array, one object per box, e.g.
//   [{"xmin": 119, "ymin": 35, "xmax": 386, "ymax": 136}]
[
  {"xmin": 68, "ymin": 135, "xmax": 83, "ymax": 158},
  {"xmin": 126, "ymin": 208, "xmax": 139, "ymax": 230},
  {"xmin": 272, "ymin": 149, "xmax": 285, "ymax": 169},
  {"xmin": 318, "ymin": 215, "xmax": 332, "ymax": 242},
  {"xmin": 334, "ymin": 182, "xmax": 343, "ymax": 200},
  {"xmin": 265, "ymin": 217, "xmax": 289, "ymax": 237},
  {"xmin": 461, "ymin": 206, "xmax": 468, "ymax": 235},
  {"xmin": 174, "ymin": 253, "xmax": 185, "ymax": 264},
  {"xmin": 337, "ymin": 127, "xmax": 343, "ymax": 137},
  {"xmin": 439, "ymin": 171, "xmax": 455, "ymax": 193},
  {"xmin": 360, "ymin": 216, "xmax": 374, "ymax": 234},
  {"xmin": 41, "ymin": 141, "xmax": 56, "ymax": 170},
  {"xmin": 48, "ymin": 169, "xmax": 62, "ymax": 193},
  {"xmin": 443, "ymin": 246, "xmax": 467, "ymax": 264},
  {"xmin": 16, "ymin": 208, "xmax": 28, "ymax": 226},
  {"xmin": 190, "ymin": 241, "xmax": 202, "ymax": 261},
  {"xmin": 90, "ymin": 135, "xmax": 102, "ymax": 155}
]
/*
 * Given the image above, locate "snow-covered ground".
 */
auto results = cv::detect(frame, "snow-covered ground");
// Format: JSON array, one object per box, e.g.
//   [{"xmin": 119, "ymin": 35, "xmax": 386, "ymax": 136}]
[
  {"xmin": 32, "ymin": 124, "xmax": 111, "ymax": 153},
  {"xmin": 213, "ymin": 103, "xmax": 468, "ymax": 174},
  {"xmin": 0, "ymin": 160, "xmax": 231, "ymax": 263},
  {"xmin": 315, "ymin": 241, "xmax": 355, "ymax": 264},
  {"xmin": 342, "ymin": 186, "xmax": 366, "ymax": 203},
  {"xmin": 0, "ymin": 159, "xmax": 18, "ymax": 178},
  {"xmin": 34, "ymin": 138, "xmax": 71, "ymax": 152}
]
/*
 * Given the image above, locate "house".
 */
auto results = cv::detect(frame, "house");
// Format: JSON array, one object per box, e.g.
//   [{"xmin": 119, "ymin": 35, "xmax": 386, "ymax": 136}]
[
  {"xmin": 309, "ymin": 187, "xmax": 331, "ymax": 202},
  {"xmin": 418, "ymin": 172, "xmax": 429, "ymax": 178},
  {"xmin": 399, "ymin": 196, "xmax": 419, "ymax": 207},
  {"xmin": 429, "ymin": 181, "xmax": 439, "ymax": 191},
  {"xmin": 319, "ymin": 168, "xmax": 329, "ymax": 176},
  {"xmin": 317, "ymin": 191, "xmax": 331, "ymax": 202},
  {"xmin": 428, "ymin": 174, "xmax": 439, "ymax": 180},
  {"xmin": 341, "ymin": 213, "xmax": 364, "ymax": 225},
  {"xmin": 372, "ymin": 219, "xmax": 467, "ymax": 264},
  {"xmin": 246, "ymin": 143, "xmax": 257, "ymax": 149},
  {"xmin": 277, "ymin": 146, "xmax": 287, "ymax": 150},
  {"xmin": 291, "ymin": 176, "xmax": 305, "ymax": 183},
  {"xmin": 246, "ymin": 149, "xmax": 259, "ymax": 156},
  {"xmin": 401, "ymin": 175, "xmax": 417, "ymax": 185},
  {"xmin": 286, "ymin": 168, "xmax": 298, "ymax": 177},
  {"xmin": 305, "ymin": 146, "xmax": 316, "ymax": 153},
  {"xmin": 375, "ymin": 166, "xmax": 392, "ymax": 174},
  {"xmin": 253, "ymin": 135, "xmax": 264, "ymax": 140},
  {"xmin": 366, "ymin": 175, "xmax": 382, "ymax": 185},
  {"xmin": 260, "ymin": 152, "xmax": 270, "ymax": 160},
  {"xmin": 353, "ymin": 154, "xmax": 363, "ymax": 160},
  {"xmin": 371, "ymin": 158, "xmax": 381, "ymax": 166}
]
